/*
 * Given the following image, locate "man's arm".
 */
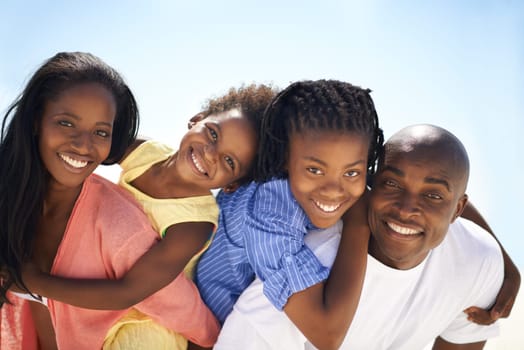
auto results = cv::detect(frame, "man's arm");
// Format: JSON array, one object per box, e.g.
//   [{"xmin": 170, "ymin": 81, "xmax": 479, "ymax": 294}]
[
  {"xmin": 432, "ymin": 336, "xmax": 485, "ymax": 350},
  {"xmin": 460, "ymin": 201, "xmax": 521, "ymax": 324}
]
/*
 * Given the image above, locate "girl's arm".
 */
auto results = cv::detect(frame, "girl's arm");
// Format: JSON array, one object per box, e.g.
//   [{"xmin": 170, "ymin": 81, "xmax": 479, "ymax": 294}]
[
  {"xmin": 283, "ymin": 192, "xmax": 370, "ymax": 350},
  {"xmin": 460, "ymin": 201, "xmax": 521, "ymax": 325},
  {"xmin": 118, "ymin": 137, "xmax": 149, "ymax": 163},
  {"xmin": 24, "ymin": 222, "xmax": 212, "ymax": 309}
]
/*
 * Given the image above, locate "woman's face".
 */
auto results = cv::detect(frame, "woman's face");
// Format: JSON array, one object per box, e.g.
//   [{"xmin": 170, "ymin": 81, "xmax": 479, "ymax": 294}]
[{"xmin": 38, "ymin": 82, "xmax": 117, "ymax": 190}]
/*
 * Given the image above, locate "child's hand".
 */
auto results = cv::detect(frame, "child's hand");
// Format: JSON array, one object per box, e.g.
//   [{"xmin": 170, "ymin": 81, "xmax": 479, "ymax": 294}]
[{"xmin": 464, "ymin": 257, "xmax": 521, "ymax": 325}]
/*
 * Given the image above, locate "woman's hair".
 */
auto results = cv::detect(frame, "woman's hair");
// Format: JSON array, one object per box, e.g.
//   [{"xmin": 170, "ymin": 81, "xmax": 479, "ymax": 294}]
[
  {"xmin": 256, "ymin": 79, "xmax": 384, "ymax": 182},
  {"xmin": 201, "ymin": 83, "xmax": 278, "ymax": 183},
  {"xmin": 0, "ymin": 52, "xmax": 139, "ymax": 304}
]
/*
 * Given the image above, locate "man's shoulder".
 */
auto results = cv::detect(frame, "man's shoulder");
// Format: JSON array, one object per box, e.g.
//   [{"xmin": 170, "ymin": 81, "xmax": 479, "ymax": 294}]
[{"xmin": 431, "ymin": 217, "xmax": 503, "ymax": 273}]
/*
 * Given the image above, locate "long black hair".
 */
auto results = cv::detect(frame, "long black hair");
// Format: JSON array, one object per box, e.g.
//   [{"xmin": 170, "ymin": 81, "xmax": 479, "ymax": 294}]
[{"xmin": 0, "ymin": 52, "xmax": 139, "ymax": 305}]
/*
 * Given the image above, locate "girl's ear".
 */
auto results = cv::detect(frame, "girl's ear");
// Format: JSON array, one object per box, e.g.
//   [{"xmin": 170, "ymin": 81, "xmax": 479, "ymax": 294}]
[
  {"xmin": 188, "ymin": 113, "xmax": 205, "ymax": 129},
  {"xmin": 223, "ymin": 182, "xmax": 240, "ymax": 194}
]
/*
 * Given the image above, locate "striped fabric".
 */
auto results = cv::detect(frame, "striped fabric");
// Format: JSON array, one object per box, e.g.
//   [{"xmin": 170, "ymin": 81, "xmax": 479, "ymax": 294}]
[{"xmin": 195, "ymin": 179, "xmax": 330, "ymax": 323}]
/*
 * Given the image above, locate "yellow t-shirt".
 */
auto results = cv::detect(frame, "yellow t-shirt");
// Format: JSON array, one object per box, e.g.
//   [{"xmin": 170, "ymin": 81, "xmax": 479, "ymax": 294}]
[{"xmin": 118, "ymin": 140, "xmax": 219, "ymax": 277}]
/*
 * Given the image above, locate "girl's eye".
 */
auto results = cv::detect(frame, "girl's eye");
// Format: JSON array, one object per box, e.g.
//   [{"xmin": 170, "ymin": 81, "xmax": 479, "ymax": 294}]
[
  {"xmin": 225, "ymin": 156, "xmax": 235, "ymax": 170},
  {"xmin": 207, "ymin": 126, "xmax": 218, "ymax": 142},
  {"xmin": 58, "ymin": 120, "xmax": 73, "ymax": 127},
  {"xmin": 344, "ymin": 170, "xmax": 360, "ymax": 177},
  {"xmin": 306, "ymin": 167, "xmax": 323, "ymax": 175},
  {"xmin": 96, "ymin": 130, "xmax": 111, "ymax": 138}
]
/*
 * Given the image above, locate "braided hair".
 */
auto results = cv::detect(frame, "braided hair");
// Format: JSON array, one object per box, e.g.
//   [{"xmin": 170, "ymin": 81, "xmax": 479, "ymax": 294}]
[{"xmin": 256, "ymin": 79, "xmax": 384, "ymax": 182}]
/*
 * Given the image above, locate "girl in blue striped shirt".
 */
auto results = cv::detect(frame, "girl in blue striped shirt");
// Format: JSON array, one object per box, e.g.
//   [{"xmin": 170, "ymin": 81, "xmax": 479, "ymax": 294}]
[{"xmin": 196, "ymin": 79, "xmax": 384, "ymax": 349}]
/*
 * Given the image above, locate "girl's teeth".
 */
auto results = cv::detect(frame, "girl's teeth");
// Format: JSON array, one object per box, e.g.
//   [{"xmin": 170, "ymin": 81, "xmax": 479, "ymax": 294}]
[
  {"xmin": 314, "ymin": 201, "xmax": 340, "ymax": 213},
  {"xmin": 191, "ymin": 152, "xmax": 206, "ymax": 174},
  {"xmin": 60, "ymin": 154, "xmax": 88, "ymax": 168},
  {"xmin": 387, "ymin": 222, "xmax": 420, "ymax": 235}
]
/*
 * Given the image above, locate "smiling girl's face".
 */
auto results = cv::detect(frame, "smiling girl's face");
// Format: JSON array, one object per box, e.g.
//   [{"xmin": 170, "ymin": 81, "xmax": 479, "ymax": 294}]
[
  {"xmin": 175, "ymin": 108, "xmax": 258, "ymax": 192},
  {"xmin": 286, "ymin": 129, "xmax": 370, "ymax": 229}
]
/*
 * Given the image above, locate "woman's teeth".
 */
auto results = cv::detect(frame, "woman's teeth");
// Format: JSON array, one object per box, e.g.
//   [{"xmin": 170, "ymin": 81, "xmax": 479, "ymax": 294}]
[{"xmin": 60, "ymin": 154, "xmax": 88, "ymax": 168}]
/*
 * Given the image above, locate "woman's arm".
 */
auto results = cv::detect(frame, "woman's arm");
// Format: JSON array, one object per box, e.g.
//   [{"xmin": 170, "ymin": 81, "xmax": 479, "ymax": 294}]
[
  {"xmin": 24, "ymin": 222, "xmax": 212, "ymax": 309},
  {"xmin": 283, "ymin": 192, "xmax": 370, "ymax": 350},
  {"xmin": 460, "ymin": 201, "xmax": 521, "ymax": 325}
]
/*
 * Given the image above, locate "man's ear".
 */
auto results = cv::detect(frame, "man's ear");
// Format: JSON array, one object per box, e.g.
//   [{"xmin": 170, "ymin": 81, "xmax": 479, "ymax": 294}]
[
  {"xmin": 188, "ymin": 113, "xmax": 205, "ymax": 129},
  {"xmin": 223, "ymin": 182, "xmax": 241, "ymax": 194},
  {"xmin": 451, "ymin": 194, "xmax": 468, "ymax": 223}
]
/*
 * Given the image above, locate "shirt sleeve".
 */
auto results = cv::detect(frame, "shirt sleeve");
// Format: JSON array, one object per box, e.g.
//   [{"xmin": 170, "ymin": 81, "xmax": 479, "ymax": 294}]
[{"xmin": 244, "ymin": 181, "xmax": 330, "ymax": 310}]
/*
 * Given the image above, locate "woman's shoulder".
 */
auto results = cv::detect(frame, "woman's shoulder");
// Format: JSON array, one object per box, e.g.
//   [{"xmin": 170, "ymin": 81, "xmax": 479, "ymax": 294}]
[{"xmin": 86, "ymin": 174, "xmax": 145, "ymax": 213}]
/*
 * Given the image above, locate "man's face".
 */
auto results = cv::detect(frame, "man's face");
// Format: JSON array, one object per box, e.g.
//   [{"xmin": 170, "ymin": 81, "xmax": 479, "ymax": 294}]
[{"xmin": 367, "ymin": 145, "xmax": 467, "ymax": 270}]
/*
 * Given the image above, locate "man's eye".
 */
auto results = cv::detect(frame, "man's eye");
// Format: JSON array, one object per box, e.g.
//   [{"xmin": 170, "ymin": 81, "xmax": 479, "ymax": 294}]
[
  {"xmin": 306, "ymin": 167, "xmax": 323, "ymax": 175},
  {"xmin": 426, "ymin": 193, "xmax": 443, "ymax": 200},
  {"xmin": 225, "ymin": 156, "xmax": 235, "ymax": 170},
  {"xmin": 384, "ymin": 180, "xmax": 399, "ymax": 188}
]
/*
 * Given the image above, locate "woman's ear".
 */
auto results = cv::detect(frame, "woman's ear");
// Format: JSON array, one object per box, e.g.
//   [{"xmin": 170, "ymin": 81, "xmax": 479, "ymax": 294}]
[{"xmin": 188, "ymin": 113, "xmax": 205, "ymax": 129}]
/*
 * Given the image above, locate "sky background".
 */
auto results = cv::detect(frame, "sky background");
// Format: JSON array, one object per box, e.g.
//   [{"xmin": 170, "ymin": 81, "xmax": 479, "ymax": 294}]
[{"xmin": 1, "ymin": 1, "xmax": 523, "ymax": 271}]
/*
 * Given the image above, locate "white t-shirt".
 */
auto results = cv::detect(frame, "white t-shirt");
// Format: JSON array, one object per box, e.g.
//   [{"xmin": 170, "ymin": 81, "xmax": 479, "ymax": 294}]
[{"xmin": 215, "ymin": 218, "xmax": 504, "ymax": 350}]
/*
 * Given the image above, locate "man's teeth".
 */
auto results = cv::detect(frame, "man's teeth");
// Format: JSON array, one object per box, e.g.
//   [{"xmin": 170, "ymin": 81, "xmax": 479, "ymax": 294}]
[
  {"xmin": 314, "ymin": 201, "xmax": 340, "ymax": 213},
  {"xmin": 60, "ymin": 154, "xmax": 88, "ymax": 168},
  {"xmin": 387, "ymin": 222, "xmax": 421, "ymax": 235},
  {"xmin": 191, "ymin": 152, "xmax": 206, "ymax": 174}
]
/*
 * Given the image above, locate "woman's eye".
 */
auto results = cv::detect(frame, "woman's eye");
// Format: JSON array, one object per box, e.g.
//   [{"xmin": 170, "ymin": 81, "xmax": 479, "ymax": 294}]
[
  {"xmin": 225, "ymin": 156, "xmax": 235, "ymax": 170},
  {"xmin": 306, "ymin": 167, "xmax": 323, "ymax": 175},
  {"xmin": 207, "ymin": 126, "xmax": 218, "ymax": 142},
  {"xmin": 58, "ymin": 120, "xmax": 73, "ymax": 127},
  {"xmin": 96, "ymin": 130, "xmax": 110, "ymax": 138},
  {"xmin": 344, "ymin": 170, "xmax": 359, "ymax": 177}
]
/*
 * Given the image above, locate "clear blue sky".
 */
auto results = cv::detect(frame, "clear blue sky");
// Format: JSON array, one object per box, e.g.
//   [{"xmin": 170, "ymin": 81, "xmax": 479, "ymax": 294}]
[{"xmin": 1, "ymin": 1, "xmax": 523, "ymax": 267}]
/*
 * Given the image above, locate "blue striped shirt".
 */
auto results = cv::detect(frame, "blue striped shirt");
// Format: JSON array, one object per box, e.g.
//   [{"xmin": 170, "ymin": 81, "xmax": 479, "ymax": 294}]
[{"xmin": 195, "ymin": 178, "xmax": 330, "ymax": 323}]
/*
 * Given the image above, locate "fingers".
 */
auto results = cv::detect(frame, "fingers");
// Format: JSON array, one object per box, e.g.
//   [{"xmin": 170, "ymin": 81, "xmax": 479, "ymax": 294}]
[{"xmin": 464, "ymin": 306, "xmax": 497, "ymax": 326}]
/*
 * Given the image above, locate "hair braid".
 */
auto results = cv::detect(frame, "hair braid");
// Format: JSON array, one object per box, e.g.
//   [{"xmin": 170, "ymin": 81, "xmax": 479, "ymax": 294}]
[{"xmin": 256, "ymin": 79, "xmax": 384, "ymax": 182}]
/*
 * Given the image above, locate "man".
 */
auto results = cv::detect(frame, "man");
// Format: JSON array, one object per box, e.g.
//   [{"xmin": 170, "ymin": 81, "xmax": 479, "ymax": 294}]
[{"xmin": 215, "ymin": 124, "xmax": 505, "ymax": 349}]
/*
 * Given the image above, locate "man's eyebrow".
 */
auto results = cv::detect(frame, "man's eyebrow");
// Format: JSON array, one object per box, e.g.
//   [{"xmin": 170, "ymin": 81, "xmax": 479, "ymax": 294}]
[
  {"xmin": 424, "ymin": 176, "xmax": 451, "ymax": 192},
  {"xmin": 381, "ymin": 165, "xmax": 403, "ymax": 176},
  {"xmin": 382, "ymin": 165, "xmax": 451, "ymax": 192}
]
